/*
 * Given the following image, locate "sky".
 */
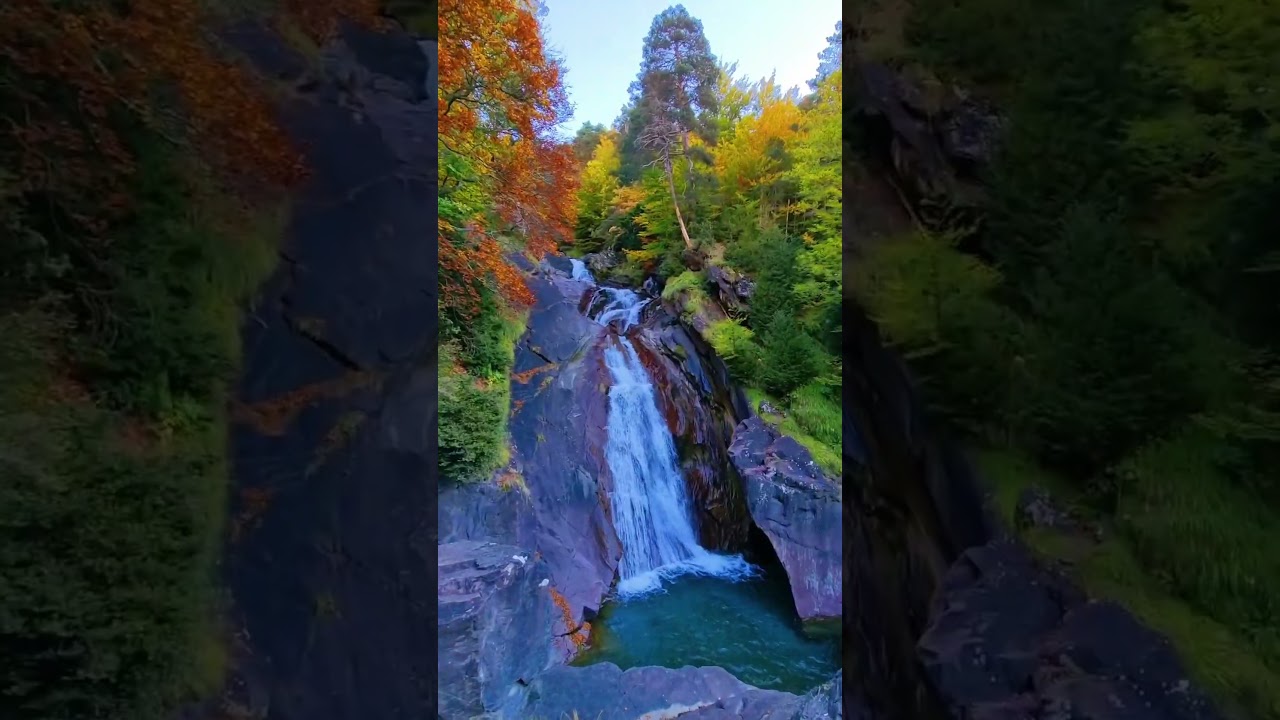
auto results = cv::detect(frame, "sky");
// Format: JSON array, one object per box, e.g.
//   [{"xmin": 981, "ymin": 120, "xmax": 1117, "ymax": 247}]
[{"xmin": 540, "ymin": 0, "xmax": 840, "ymax": 136}]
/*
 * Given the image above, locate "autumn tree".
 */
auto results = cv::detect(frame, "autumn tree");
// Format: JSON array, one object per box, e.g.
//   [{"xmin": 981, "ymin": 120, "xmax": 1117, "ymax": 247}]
[
  {"xmin": 438, "ymin": 0, "xmax": 578, "ymax": 317},
  {"xmin": 575, "ymin": 132, "xmax": 622, "ymax": 237}
]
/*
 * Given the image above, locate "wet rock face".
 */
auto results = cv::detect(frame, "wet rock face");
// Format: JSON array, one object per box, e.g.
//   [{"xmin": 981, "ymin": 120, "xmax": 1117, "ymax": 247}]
[
  {"xmin": 730, "ymin": 417, "xmax": 842, "ymax": 623},
  {"xmin": 437, "ymin": 541, "xmax": 558, "ymax": 719},
  {"xmin": 633, "ymin": 310, "xmax": 753, "ymax": 550},
  {"xmin": 521, "ymin": 664, "xmax": 848, "ymax": 720},
  {"xmin": 918, "ymin": 539, "xmax": 1223, "ymax": 720}
]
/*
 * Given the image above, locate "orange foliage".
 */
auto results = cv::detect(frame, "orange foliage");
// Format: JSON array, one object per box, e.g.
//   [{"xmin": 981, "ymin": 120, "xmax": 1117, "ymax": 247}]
[
  {"xmin": 438, "ymin": 0, "xmax": 580, "ymax": 316},
  {"xmin": 0, "ymin": 1, "xmax": 377, "ymax": 240},
  {"xmin": 548, "ymin": 586, "xmax": 591, "ymax": 650}
]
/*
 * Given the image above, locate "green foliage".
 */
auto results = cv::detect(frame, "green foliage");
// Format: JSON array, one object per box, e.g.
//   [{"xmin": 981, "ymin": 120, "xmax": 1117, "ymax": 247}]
[
  {"xmin": 0, "ymin": 136, "xmax": 282, "ymax": 719},
  {"xmin": 705, "ymin": 318, "xmax": 760, "ymax": 380},
  {"xmin": 438, "ymin": 350, "xmax": 507, "ymax": 482},
  {"xmin": 788, "ymin": 383, "xmax": 842, "ymax": 450},
  {"xmin": 1115, "ymin": 427, "xmax": 1280, "ymax": 666},
  {"xmin": 660, "ymin": 270, "xmax": 705, "ymax": 302},
  {"xmin": 757, "ymin": 312, "xmax": 824, "ymax": 398}
]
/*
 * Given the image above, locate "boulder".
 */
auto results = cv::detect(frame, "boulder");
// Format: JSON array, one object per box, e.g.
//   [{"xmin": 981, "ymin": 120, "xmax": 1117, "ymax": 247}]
[
  {"xmin": 522, "ymin": 664, "xmax": 850, "ymax": 720},
  {"xmin": 437, "ymin": 541, "xmax": 558, "ymax": 719},
  {"xmin": 729, "ymin": 417, "xmax": 842, "ymax": 623},
  {"xmin": 585, "ymin": 250, "xmax": 620, "ymax": 274},
  {"xmin": 918, "ymin": 539, "xmax": 1223, "ymax": 720}
]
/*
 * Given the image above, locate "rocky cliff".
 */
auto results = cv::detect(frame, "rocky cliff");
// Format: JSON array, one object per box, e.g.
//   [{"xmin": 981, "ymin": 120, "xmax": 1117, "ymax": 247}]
[{"xmin": 193, "ymin": 21, "xmax": 440, "ymax": 720}]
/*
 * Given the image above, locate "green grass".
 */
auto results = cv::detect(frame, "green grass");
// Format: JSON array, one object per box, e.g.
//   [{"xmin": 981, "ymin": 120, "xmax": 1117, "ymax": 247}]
[
  {"xmin": 0, "ymin": 139, "xmax": 288, "ymax": 719},
  {"xmin": 745, "ymin": 386, "xmax": 843, "ymax": 477},
  {"xmin": 976, "ymin": 446, "xmax": 1280, "ymax": 720}
]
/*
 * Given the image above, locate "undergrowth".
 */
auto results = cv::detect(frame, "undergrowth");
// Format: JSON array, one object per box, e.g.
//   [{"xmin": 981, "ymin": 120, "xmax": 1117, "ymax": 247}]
[
  {"xmin": 978, "ymin": 447, "xmax": 1280, "ymax": 720},
  {"xmin": 746, "ymin": 385, "xmax": 842, "ymax": 477},
  {"xmin": 0, "ymin": 141, "xmax": 287, "ymax": 719}
]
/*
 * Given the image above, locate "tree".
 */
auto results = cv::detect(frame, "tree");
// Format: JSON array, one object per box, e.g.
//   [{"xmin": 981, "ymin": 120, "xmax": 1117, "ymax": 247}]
[
  {"xmin": 809, "ymin": 20, "xmax": 842, "ymax": 91},
  {"xmin": 438, "ymin": 0, "xmax": 578, "ymax": 316},
  {"xmin": 758, "ymin": 311, "xmax": 824, "ymax": 396},
  {"xmin": 575, "ymin": 132, "xmax": 621, "ymax": 236},
  {"xmin": 572, "ymin": 122, "xmax": 607, "ymax": 165},
  {"xmin": 627, "ymin": 5, "xmax": 720, "ymax": 251}
]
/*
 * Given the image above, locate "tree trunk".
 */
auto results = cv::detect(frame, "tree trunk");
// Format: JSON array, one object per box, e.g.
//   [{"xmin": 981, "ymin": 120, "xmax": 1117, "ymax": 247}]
[{"xmin": 664, "ymin": 153, "xmax": 694, "ymax": 250}]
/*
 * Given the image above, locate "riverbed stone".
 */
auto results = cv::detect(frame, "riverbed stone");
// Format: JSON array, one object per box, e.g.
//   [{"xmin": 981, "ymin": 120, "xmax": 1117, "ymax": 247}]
[
  {"xmin": 522, "ymin": 664, "xmax": 848, "ymax": 720},
  {"xmin": 729, "ymin": 416, "xmax": 842, "ymax": 623}
]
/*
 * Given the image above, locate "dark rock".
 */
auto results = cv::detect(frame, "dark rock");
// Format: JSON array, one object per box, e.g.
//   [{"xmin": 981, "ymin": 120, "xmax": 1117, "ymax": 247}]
[
  {"xmin": 521, "ymin": 664, "xmax": 845, "ymax": 720},
  {"xmin": 209, "ymin": 22, "xmax": 441, "ymax": 720},
  {"xmin": 850, "ymin": 61, "xmax": 1001, "ymax": 228},
  {"xmin": 729, "ymin": 417, "xmax": 842, "ymax": 622},
  {"xmin": 632, "ymin": 311, "xmax": 753, "ymax": 549},
  {"xmin": 736, "ymin": 276, "xmax": 756, "ymax": 299},
  {"xmin": 841, "ymin": 298, "xmax": 996, "ymax": 719},
  {"xmin": 940, "ymin": 99, "xmax": 1003, "ymax": 167},
  {"xmin": 437, "ymin": 541, "xmax": 558, "ymax": 719},
  {"xmin": 918, "ymin": 539, "xmax": 1222, "ymax": 720}
]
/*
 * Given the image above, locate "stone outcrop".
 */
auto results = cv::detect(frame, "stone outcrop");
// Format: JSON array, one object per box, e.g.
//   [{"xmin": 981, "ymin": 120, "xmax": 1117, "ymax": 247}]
[
  {"xmin": 850, "ymin": 61, "xmax": 1003, "ymax": 230},
  {"xmin": 202, "ymin": 22, "xmax": 440, "ymax": 720},
  {"xmin": 918, "ymin": 539, "xmax": 1222, "ymax": 720},
  {"xmin": 729, "ymin": 416, "xmax": 842, "ymax": 623},
  {"xmin": 522, "ymin": 664, "xmax": 848, "ymax": 720},
  {"xmin": 501, "ymin": 256, "xmax": 621, "ymax": 650},
  {"xmin": 437, "ymin": 541, "xmax": 558, "ymax": 719}
]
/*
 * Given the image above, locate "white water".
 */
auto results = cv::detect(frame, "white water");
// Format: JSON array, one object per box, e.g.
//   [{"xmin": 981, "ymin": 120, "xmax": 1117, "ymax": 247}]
[
  {"xmin": 572, "ymin": 273, "xmax": 755, "ymax": 597},
  {"xmin": 569, "ymin": 258, "xmax": 595, "ymax": 282},
  {"xmin": 593, "ymin": 287, "xmax": 649, "ymax": 332}
]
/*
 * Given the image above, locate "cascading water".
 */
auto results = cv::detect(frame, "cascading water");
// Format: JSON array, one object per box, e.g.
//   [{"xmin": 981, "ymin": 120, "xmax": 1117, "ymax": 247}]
[
  {"xmin": 578, "ymin": 271, "xmax": 754, "ymax": 596},
  {"xmin": 569, "ymin": 257, "xmax": 595, "ymax": 282},
  {"xmin": 565, "ymin": 261, "xmax": 839, "ymax": 691}
]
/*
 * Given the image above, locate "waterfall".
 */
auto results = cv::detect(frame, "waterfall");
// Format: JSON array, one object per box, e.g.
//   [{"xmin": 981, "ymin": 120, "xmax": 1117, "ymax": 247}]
[
  {"xmin": 572, "ymin": 270, "xmax": 754, "ymax": 597},
  {"xmin": 569, "ymin": 258, "xmax": 595, "ymax": 283}
]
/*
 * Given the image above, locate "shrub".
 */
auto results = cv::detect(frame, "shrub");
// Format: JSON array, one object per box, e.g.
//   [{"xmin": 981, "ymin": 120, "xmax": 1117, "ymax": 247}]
[
  {"xmin": 706, "ymin": 318, "xmax": 760, "ymax": 381},
  {"xmin": 757, "ymin": 311, "xmax": 824, "ymax": 397},
  {"xmin": 438, "ymin": 355, "xmax": 506, "ymax": 482}
]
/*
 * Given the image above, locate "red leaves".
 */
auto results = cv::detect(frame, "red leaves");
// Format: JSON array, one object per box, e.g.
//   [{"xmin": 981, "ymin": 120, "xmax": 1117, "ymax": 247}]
[
  {"xmin": 0, "ymin": 1, "xmax": 381, "ymax": 244},
  {"xmin": 438, "ymin": 0, "xmax": 579, "ymax": 314}
]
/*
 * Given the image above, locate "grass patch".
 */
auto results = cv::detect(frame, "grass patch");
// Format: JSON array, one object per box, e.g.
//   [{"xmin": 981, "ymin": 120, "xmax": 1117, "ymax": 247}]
[
  {"xmin": 0, "ymin": 140, "xmax": 288, "ymax": 719},
  {"xmin": 746, "ymin": 386, "xmax": 843, "ymax": 477},
  {"xmin": 975, "ymin": 446, "xmax": 1280, "ymax": 720}
]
